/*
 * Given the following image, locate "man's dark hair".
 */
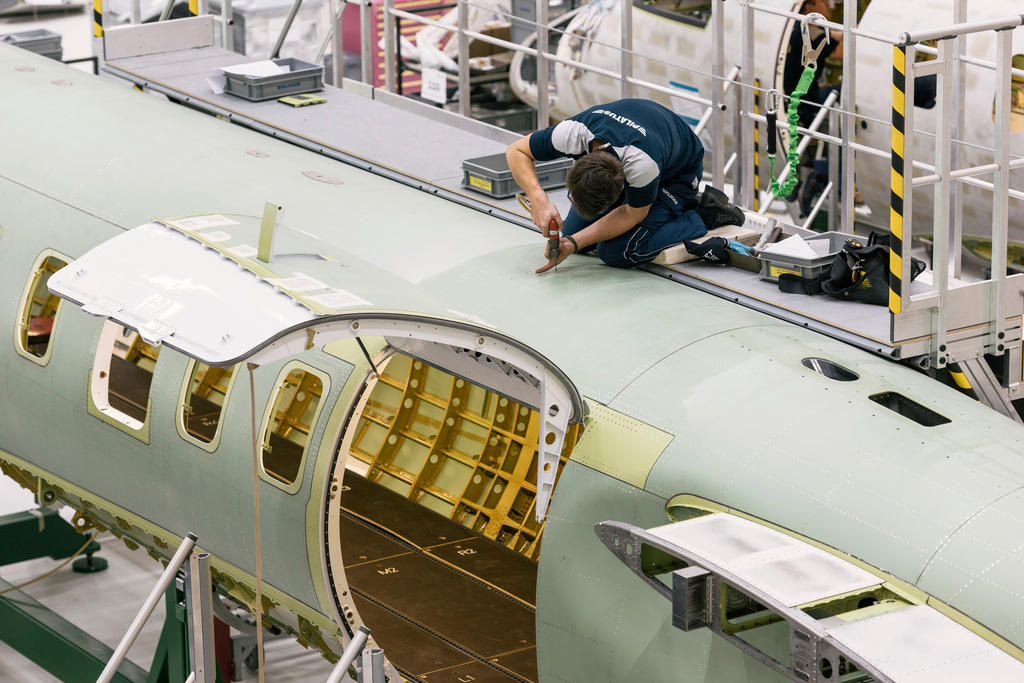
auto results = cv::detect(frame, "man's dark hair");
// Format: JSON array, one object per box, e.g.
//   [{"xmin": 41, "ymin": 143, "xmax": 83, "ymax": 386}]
[{"xmin": 566, "ymin": 150, "xmax": 625, "ymax": 220}]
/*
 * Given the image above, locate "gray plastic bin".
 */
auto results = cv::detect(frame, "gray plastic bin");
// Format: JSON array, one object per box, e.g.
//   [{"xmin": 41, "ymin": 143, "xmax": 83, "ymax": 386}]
[
  {"xmin": 462, "ymin": 153, "xmax": 572, "ymax": 199},
  {"xmin": 223, "ymin": 58, "xmax": 324, "ymax": 102},
  {"xmin": 1, "ymin": 29, "xmax": 62, "ymax": 60},
  {"xmin": 758, "ymin": 231, "xmax": 861, "ymax": 282}
]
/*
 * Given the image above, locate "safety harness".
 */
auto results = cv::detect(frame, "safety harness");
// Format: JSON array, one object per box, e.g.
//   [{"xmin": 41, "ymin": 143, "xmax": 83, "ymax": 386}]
[{"xmin": 765, "ymin": 13, "xmax": 830, "ymax": 198}]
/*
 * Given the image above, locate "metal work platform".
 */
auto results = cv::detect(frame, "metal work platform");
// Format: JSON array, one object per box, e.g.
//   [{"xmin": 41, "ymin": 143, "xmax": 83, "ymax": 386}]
[{"xmin": 92, "ymin": 6, "xmax": 1024, "ymax": 420}]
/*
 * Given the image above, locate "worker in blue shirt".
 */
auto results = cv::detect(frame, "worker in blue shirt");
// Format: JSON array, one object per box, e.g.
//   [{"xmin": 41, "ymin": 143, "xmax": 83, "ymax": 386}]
[{"xmin": 507, "ymin": 98, "xmax": 744, "ymax": 273}]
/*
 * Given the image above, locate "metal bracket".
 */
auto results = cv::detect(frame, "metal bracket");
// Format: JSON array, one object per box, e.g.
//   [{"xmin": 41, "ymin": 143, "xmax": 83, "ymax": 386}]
[{"xmin": 800, "ymin": 13, "xmax": 830, "ymax": 68}]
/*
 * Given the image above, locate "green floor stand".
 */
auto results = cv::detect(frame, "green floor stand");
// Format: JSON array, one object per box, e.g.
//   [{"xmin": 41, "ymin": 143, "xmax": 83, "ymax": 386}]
[
  {"xmin": 0, "ymin": 506, "xmax": 226, "ymax": 682},
  {"xmin": 147, "ymin": 579, "xmax": 226, "ymax": 683},
  {"xmin": 0, "ymin": 506, "xmax": 103, "ymax": 567}
]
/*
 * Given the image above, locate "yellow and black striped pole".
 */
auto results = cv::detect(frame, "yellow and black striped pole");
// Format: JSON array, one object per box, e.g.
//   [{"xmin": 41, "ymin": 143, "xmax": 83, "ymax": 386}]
[
  {"xmin": 754, "ymin": 78, "xmax": 761, "ymax": 212},
  {"xmin": 889, "ymin": 45, "xmax": 907, "ymax": 315},
  {"xmin": 93, "ymin": 0, "xmax": 103, "ymax": 37},
  {"xmin": 948, "ymin": 362, "xmax": 974, "ymax": 393}
]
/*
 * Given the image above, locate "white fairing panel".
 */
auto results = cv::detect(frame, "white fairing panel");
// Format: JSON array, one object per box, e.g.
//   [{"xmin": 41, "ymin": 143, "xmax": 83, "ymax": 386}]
[{"xmin": 50, "ymin": 222, "xmax": 317, "ymax": 365}]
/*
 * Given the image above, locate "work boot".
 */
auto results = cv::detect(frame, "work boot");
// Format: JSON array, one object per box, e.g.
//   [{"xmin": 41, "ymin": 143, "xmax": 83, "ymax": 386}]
[{"xmin": 696, "ymin": 186, "xmax": 745, "ymax": 230}]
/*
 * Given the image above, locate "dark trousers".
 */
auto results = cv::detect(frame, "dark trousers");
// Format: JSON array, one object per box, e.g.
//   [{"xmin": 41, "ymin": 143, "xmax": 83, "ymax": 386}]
[{"xmin": 562, "ymin": 164, "xmax": 706, "ymax": 268}]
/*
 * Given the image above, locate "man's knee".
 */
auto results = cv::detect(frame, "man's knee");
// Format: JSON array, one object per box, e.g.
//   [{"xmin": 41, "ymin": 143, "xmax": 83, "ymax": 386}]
[{"xmin": 595, "ymin": 240, "xmax": 647, "ymax": 268}]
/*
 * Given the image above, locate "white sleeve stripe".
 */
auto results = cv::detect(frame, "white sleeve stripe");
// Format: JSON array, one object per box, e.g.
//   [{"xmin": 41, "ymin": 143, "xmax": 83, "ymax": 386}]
[
  {"xmin": 551, "ymin": 120, "xmax": 594, "ymax": 156},
  {"xmin": 614, "ymin": 145, "xmax": 659, "ymax": 188}
]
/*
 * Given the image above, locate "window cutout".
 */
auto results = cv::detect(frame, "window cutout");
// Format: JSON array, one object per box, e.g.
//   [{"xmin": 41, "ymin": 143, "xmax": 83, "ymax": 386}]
[
  {"xmin": 869, "ymin": 392, "xmax": 951, "ymax": 427},
  {"xmin": 18, "ymin": 253, "xmax": 67, "ymax": 360},
  {"xmin": 91, "ymin": 321, "xmax": 161, "ymax": 430},
  {"xmin": 182, "ymin": 361, "xmax": 236, "ymax": 445},
  {"xmin": 262, "ymin": 366, "xmax": 324, "ymax": 486}
]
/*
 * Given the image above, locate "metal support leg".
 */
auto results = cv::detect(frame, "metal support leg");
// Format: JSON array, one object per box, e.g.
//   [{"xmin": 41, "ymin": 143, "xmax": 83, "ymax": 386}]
[
  {"xmin": 98, "ymin": 533, "xmax": 198, "ymax": 683},
  {"xmin": 187, "ymin": 553, "xmax": 216, "ymax": 683},
  {"xmin": 326, "ymin": 626, "xmax": 371, "ymax": 683},
  {"xmin": 958, "ymin": 358, "xmax": 1022, "ymax": 424}
]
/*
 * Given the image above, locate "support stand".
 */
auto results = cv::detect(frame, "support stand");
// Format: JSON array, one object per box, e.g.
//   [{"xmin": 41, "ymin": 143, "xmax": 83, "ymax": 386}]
[{"xmin": 0, "ymin": 506, "xmax": 104, "ymax": 569}]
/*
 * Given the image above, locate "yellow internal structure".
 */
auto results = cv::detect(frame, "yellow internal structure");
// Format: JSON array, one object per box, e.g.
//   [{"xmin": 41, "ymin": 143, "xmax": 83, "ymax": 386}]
[{"xmin": 347, "ymin": 352, "xmax": 582, "ymax": 560}]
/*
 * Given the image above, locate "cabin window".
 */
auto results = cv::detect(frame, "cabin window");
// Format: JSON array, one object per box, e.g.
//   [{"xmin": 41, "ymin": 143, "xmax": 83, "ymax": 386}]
[
  {"xmin": 179, "ymin": 361, "xmax": 237, "ymax": 450},
  {"xmin": 260, "ymin": 363, "xmax": 328, "ymax": 490},
  {"xmin": 90, "ymin": 320, "xmax": 161, "ymax": 432},
  {"xmin": 16, "ymin": 252, "xmax": 68, "ymax": 364}
]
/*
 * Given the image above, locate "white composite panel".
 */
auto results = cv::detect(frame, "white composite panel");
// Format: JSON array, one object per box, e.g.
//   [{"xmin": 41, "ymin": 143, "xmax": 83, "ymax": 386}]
[
  {"xmin": 648, "ymin": 513, "xmax": 881, "ymax": 607},
  {"xmin": 828, "ymin": 606, "xmax": 1024, "ymax": 682},
  {"xmin": 49, "ymin": 222, "xmax": 316, "ymax": 364}
]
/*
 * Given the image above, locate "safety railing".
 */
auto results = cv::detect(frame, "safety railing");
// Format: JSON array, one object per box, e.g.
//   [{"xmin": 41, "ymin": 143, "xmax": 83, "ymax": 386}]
[{"xmin": 358, "ymin": 0, "xmax": 1024, "ymax": 406}]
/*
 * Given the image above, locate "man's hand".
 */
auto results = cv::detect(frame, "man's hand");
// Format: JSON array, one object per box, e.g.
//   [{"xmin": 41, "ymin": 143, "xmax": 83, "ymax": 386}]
[
  {"xmin": 535, "ymin": 236, "xmax": 577, "ymax": 274},
  {"xmin": 532, "ymin": 196, "xmax": 563, "ymax": 235}
]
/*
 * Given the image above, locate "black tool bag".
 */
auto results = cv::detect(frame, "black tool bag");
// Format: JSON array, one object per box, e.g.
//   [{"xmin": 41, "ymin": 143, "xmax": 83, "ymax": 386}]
[{"xmin": 778, "ymin": 233, "xmax": 925, "ymax": 306}]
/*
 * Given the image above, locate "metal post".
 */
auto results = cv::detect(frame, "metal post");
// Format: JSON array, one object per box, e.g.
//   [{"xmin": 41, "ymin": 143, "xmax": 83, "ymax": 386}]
[
  {"xmin": 710, "ymin": 0, "xmax": 725, "ymax": 187},
  {"xmin": 931, "ymin": 39, "xmax": 954, "ymax": 368},
  {"xmin": 130, "ymin": 0, "xmax": 140, "ymax": 24},
  {"xmin": 950, "ymin": 0, "xmax": 967, "ymax": 278},
  {"xmin": 332, "ymin": 0, "xmax": 344, "ymax": 86},
  {"xmin": 96, "ymin": 533, "xmax": 198, "ymax": 683},
  {"xmin": 840, "ymin": 0, "xmax": 856, "ymax": 232},
  {"xmin": 186, "ymin": 553, "xmax": 216, "ymax": 683},
  {"xmin": 197, "ymin": 0, "xmax": 208, "ymax": 15},
  {"xmin": 739, "ymin": 0, "xmax": 755, "ymax": 209},
  {"xmin": 733, "ymin": 76, "xmax": 743, "ymax": 204},
  {"xmin": 991, "ymin": 28, "xmax": 1012, "ymax": 353},
  {"xmin": 222, "ymin": 0, "xmax": 233, "ymax": 50},
  {"xmin": 270, "ymin": 0, "xmax": 303, "ymax": 59},
  {"xmin": 901, "ymin": 46, "xmax": 917, "ymax": 311},
  {"xmin": 457, "ymin": 0, "xmax": 470, "ymax": 118},
  {"xmin": 827, "ymin": 105, "xmax": 837, "ymax": 231},
  {"xmin": 536, "ymin": 0, "xmax": 549, "ymax": 128},
  {"xmin": 325, "ymin": 626, "xmax": 371, "ymax": 683},
  {"xmin": 158, "ymin": 0, "xmax": 175, "ymax": 22},
  {"xmin": 382, "ymin": 0, "xmax": 394, "ymax": 90},
  {"xmin": 620, "ymin": 0, "xmax": 633, "ymax": 99},
  {"xmin": 368, "ymin": 648, "xmax": 385, "ymax": 682}
]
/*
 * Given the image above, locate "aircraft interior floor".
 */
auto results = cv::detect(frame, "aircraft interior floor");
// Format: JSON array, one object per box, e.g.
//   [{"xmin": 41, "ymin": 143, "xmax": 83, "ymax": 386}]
[{"xmin": 340, "ymin": 471, "xmax": 538, "ymax": 683}]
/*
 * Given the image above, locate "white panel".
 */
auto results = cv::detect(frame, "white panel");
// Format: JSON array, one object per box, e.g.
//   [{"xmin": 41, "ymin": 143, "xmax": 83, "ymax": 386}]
[
  {"xmin": 648, "ymin": 514, "xmax": 880, "ymax": 607},
  {"xmin": 49, "ymin": 222, "xmax": 316, "ymax": 365},
  {"xmin": 829, "ymin": 605, "xmax": 1024, "ymax": 682},
  {"xmin": 104, "ymin": 16, "xmax": 215, "ymax": 61}
]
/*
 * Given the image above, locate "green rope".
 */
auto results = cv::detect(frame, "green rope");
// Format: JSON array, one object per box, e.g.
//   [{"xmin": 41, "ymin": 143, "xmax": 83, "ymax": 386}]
[{"xmin": 769, "ymin": 64, "xmax": 816, "ymax": 198}]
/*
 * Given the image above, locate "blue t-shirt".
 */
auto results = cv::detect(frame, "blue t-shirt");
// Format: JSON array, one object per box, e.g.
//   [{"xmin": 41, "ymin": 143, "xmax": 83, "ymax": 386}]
[{"xmin": 529, "ymin": 99, "xmax": 704, "ymax": 208}]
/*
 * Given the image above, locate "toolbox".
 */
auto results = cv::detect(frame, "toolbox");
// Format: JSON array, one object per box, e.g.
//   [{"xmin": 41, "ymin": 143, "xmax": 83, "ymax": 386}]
[
  {"xmin": 223, "ymin": 58, "xmax": 323, "ymax": 102},
  {"xmin": 462, "ymin": 153, "xmax": 572, "ymax": 199},
  {"xmin": 0, "ymin": 29, "xmax": 62, "ymax": 61},
  {"xmin": 758, "ymin": 231, "xmax": 860, "ymax": 282}
]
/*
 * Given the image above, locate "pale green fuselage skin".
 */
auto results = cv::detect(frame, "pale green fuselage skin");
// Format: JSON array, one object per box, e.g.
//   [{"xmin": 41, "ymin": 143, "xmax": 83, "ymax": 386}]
[{"xmin": 2, "ymin": 45, "xmax": 1024, "ymax": 681}]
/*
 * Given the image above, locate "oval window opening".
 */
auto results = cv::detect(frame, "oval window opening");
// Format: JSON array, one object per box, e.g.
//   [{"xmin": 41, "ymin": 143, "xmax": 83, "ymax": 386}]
[{"xmin": 802, "ymin": 358, "xmax": 859, "ymax": 381}]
